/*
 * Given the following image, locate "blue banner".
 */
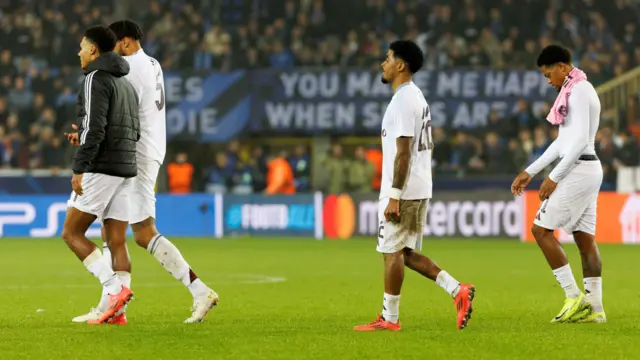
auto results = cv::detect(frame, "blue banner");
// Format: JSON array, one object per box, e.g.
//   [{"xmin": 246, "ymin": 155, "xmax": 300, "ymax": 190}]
[
  {"xmin": 165, "ymin": 71, "xmax": 252, "ymax": 142},
  {"xmin": 250, "ymin": 69, "xmax": 556, "ymax": 133},
  {"xmin": 0, "ymin": 176, "xmax": 69, "ymax": 195},
  {"xmin": 223, "ymin": 194, "xmax": 316, "ymax": 236},
  {"xmin": 162, "ymin": 69, "xmax": 557, "ymax": 140},
  {"xmin": 0, "ymin": 194, "xmax": 216, "ymax": 238}
]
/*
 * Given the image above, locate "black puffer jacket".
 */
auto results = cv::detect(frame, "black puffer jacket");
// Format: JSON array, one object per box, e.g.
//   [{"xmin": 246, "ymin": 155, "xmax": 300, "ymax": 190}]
[{"xmin": 72, "ymin": 51, "xmax": 140, "ymax": 178}]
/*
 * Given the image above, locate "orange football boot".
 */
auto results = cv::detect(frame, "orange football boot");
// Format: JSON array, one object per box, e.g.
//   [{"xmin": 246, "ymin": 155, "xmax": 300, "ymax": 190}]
[
  {"xmin": 454, "ymin": 284, "xmax": 475, "ymax": 329},
  {"xmin": 88, "ymin": 286, "xmax": 133, "ymax": 325},
  {"xmin": 107, "ymin": 313, "xmax": 127, "ymax": 325},
  {"xmin": 354, "ymin": 315, "xmax": 401, "ymax": 332}
]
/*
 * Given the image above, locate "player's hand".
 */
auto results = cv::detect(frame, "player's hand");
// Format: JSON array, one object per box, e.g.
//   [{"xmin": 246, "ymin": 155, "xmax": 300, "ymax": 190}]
[
  {"xmin": 384, "ymin": 198, "xmax": 400, "ymax": 223},
  {"xmin": 72, "ymin": 173, "xmax": 84, "ymax": 196},
  {"xmin": 511, "ymin": 171, "xmax": 531, "ymax": 196},
  {"xmin": 538, "ymin": 177, "xmax": 557, "ymax": 201},
  {"xmin": 64, "ymin": 124, "xmax": 80, "ymax": 147}
]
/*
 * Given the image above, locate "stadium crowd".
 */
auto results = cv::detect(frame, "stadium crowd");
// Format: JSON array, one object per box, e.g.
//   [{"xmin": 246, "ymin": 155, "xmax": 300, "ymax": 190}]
[{"xmin": 0, "ymin": 0, "xmax": 639, "ymax": 193}]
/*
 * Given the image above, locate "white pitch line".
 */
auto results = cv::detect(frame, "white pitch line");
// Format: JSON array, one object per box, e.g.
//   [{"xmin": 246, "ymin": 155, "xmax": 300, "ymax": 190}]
[{"xmin": 0, "ymin": 274, "xmax": 286, "ymax": 290}]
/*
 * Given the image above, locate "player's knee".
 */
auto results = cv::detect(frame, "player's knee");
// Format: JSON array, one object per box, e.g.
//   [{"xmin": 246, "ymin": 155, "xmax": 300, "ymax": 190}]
[
  {"xmin": 133, "ymin": 230, "xmax": 156, "ymax": 248},
  {"xmin": 402, "ymin": 248, "xmax": 413, "ymax": 264},
  {"xmin": 383, "ymin": 250, "xmax": 404, "ymax": 263},
  {"xmin": 132, "ymin": 218, "xmax": 158, "ymax": 249},
  {"xmin": 61, "ymin": 227, "xmax": 77, "ymax": 245},
  {"xmin": 531, "ymin": 224, "xmax": 551, "ymax": 240}
]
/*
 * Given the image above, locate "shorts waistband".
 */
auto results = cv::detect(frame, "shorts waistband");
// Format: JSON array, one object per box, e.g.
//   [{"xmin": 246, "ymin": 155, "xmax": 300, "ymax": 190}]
[{"xmin": 578, "ymin": 154, "xmax": 598, "ymax": 161}]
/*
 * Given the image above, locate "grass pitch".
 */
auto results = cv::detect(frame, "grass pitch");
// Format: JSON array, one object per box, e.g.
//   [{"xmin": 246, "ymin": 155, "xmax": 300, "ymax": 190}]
[{"xmin": 0, "ymin": 237, "xmax": 638, "ymax": 360}]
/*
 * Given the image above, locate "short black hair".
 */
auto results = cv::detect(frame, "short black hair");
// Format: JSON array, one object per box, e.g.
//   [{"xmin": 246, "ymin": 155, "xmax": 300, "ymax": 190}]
[
  {"xmin": 108, "ymin": 19, "xmax": 144, "ymax": 41},
  {"xmin": 84, "ymin": 25, "xmax": 117, "ymax": 53},
  {"xmin": 536, "ymin": 45, "xmax": 572, "ymax": 67},
  {"xmin": 389, "ymin": 40, "xmax": 424, "ymax": 74}
]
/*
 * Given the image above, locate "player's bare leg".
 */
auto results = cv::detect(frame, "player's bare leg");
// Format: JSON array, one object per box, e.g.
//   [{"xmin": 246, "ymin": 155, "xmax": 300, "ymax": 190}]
[
  {"xmin": 62, "ymin": 208, "xmax": 131, "ymax": 324},
  {"xmin": 132, "ymin": 217, "xmax": 218, "ymax": 323},
  {"xmin": 531, "ymin": 224, "xmax": 588, "ymax": 322},
  {"xmin": 403, "ymin": 248, "xmax": 475, "ymax": 329},
  {"xmin": 571, "ymin": 231, "xmax": 606, "ymax": 323}
]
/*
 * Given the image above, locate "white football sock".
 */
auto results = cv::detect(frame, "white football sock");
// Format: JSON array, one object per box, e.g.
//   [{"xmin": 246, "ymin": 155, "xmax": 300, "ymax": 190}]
[
  {"xmin": 381, "ymin": 293, "xmax": 400, "ymax": 323},
  {"xmin": 583, "ymin": 277, "xmax": 603, "ymax": 312},
  {"xmin": 148, "ymin": 235, "xmax": 210, "ymax": 298},
  {"xmin": 82, "ymin": 249, "xmax": 121, "ymax": 295},
  {"xmin": 188, "ymin": 279, "xmax": 210, "ymax": 298},
  {"xmin": 115, "ymin": 271, "xmax": 131, "ymax": 288},
  {"xmin": 102, "ymin": 242, "xmax": 112, "ymax": 268},
  {"xmin": 114, "ymin": 271, "xmax": 131, "ymax": 316},
  {"xmin": 97, "ymin": 243, "xmax": 111, "ymax": 312},
  {"xmin": 436, "ymin": 270, "xmax": 460, "ymax": 298},
  {"xmin": 552, "ymin": 264, "xmax": 581, "ymax": 299}
]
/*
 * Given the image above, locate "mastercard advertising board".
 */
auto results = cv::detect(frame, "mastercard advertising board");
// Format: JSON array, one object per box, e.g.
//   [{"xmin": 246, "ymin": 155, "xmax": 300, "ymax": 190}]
[
  {"xmin": 520, "ymin": 191, "xmax": 640, "ymax": 244},
  {"xmin": 322, "ymin": 191, "xmax": 521, "ymax": 240}
]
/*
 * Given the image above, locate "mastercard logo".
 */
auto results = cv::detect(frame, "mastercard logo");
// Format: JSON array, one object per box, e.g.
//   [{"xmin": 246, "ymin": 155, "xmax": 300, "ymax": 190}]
[{"xmin": 323, "ymin": 194, "xmax": 355, "ymax": 239}]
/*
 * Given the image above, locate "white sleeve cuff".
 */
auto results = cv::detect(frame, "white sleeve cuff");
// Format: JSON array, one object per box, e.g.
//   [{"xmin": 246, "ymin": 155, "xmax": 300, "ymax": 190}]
[{"xmin": 388, "ymin": 188, "xmax": 402, "ymax": 200}]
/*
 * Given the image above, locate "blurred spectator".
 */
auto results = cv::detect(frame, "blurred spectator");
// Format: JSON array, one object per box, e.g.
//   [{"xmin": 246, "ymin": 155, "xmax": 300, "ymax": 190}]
[
  {"xmin": 507, "ymin": 139, "xmax": 528, "ymax": 173},
  {"xmin": 348, "ymin": 145, "xmax": 374, "ymax": 192},
  {"xmin": 596, "ymin": 128, "xmax": 617, "ymax": 190},
  {"xmin": 511, "ymin": 100, "xmax": 537, "ymax": 134},
  {"xmin": 8, "ymin": 77, "xmax": 33, "ymax": 111},
  {"xmin": 482, "ymin": 132, "xmax": 507, "ymax": 174},
  {"xmin": 168, "ymin": 152, "xmax": 194, "ymax": 194},
  {"xmin": 529, "ymin": 126, "xmax": 550, "ymax": 165},
  {"xmin": 250, "ymin": 146, "xmax": 268, "ymax": 193},
  {"xmin": 265, "ymin": 149, "xmax": 295, "ymax": 195},
  {"xmin": 324, "ymin": 143, "xmax": 348, "ymax": 194},
  {"xmin": 364, "ymin": 145, "xmax": 382, "ymax": 191},
  {"xmin": 0, "ymin": 0, "xmax": 637, "ymax": 194},
  {"xmin": 231, "ymin": 159, "xmax": 254, "ymax": 194},
  {"xmin": 450, "ymin": 132, "xmax": 477, "ymax": 175},
  {"xmin": 431, "ymin": 127, "xmax": 451, "ymax": 172},
  {"xmin": 206, "ymin": 152, "xmax": 234, "ymax": 193},
  {"xmin": 289, "ymin": 144, "xmax": 310, "ymax": 192},
  {"xmin": 614, "ymin": 130, "xmax": 640, "ymax": 167},
  {"xmin": 226, "ymin": 140, "xmax": 240, "ymax": 169},
  {"xmin": 485, "ymin": 108, "xmax": 513, "ymax": 139}
]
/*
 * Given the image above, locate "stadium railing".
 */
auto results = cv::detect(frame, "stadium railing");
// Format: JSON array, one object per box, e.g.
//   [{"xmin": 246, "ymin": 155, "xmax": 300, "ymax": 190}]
[{"xmin": 596, "ymin": 65, "xmax": 640, "ymax": 131}]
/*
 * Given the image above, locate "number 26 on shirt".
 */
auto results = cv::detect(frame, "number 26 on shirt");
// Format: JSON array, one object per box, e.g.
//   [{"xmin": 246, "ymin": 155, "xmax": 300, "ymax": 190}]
[{"xmin": 418, "ymin": 106, "xmax": 431, "ymax": 152}]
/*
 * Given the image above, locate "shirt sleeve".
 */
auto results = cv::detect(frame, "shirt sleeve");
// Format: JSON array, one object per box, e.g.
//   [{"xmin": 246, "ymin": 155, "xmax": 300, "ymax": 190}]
[
  {"xmin": 548, "ymin": 85, "xmax": 590, "ymax": 182},
  {"xmin": 73, "ymin": 73, "xmax": 110, "ymax": 175},
  {"xmin": 524, "ymin": 140, "xmax": 560, "ymax": 177},
  {"xmin": 391, "ymin": 96, "xmax": 417, "ymax": 138}
]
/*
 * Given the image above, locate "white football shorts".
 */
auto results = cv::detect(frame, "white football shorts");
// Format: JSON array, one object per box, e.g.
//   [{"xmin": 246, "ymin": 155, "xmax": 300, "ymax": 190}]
[
  {"xmin": 67, "ymin": 172, "xmax": 133, "ymax": 222},
  {"xmin": 129, "ymin": 160, "xmax": 161, "ymax": 224},
  {"xmin": 376, "ymin": 197, "xmax": 429, "ymax": 253},
  {"xmin": 534, "ymin": 160, "xmax": 603, "ymax": 235}
]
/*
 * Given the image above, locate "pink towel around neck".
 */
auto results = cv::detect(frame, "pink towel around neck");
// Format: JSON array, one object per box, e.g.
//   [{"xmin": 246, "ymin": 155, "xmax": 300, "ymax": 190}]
[{"xmin": 546, "ymin": 67, "xmax": 587, "ymax": 125}]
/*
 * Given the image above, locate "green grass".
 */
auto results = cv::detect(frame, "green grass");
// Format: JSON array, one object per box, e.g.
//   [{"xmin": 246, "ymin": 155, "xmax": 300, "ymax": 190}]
[{"xmin": 0, "ymin": 237, "xmax": 638, "ymax": 360}]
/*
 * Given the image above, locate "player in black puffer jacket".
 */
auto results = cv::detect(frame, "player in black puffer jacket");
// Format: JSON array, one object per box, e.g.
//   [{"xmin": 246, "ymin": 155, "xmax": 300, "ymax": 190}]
[{"xmin": 72, "ymin": 41, "xmax": 140, "ymax": 177}]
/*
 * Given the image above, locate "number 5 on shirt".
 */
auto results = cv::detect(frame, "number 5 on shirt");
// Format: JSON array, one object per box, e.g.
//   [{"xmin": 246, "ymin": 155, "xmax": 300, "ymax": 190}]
[{"xmin": 418, "ymin": 106, "xmax": 431, "ymax": 151}]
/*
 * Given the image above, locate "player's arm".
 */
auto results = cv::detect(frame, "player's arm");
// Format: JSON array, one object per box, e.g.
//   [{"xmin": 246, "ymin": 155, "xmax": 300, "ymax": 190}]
[
  {"xmin": 389, "ymin": 106, "xmax": 416, "ymax": 199},
  {"xmin": 548, "ymin": 86, "xmax": 590, "ymax": 182},
  {"xmin": 392, "ymin": 136, "xmax": 412, "ymax": 192},
  {"xmin": 72, "ymin": 73, "xmax": 111, "ymax": 175},
  {"xmin": 523, "ymin": 140, "xmax": 560, "ymax": 177}
]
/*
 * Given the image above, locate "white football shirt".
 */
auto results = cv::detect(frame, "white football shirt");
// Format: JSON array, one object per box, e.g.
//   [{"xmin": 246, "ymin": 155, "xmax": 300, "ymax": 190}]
[
  {"xmin": 525, "ymin": 80, "xmax": 600, "ymax": 182},
  {"xmin": 379, "ymin": 81, "xmax": 433, "ymax": 200},
  {"xmin": 123, "ymin": 49, "xmax": 166, "ymax": 164}
]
